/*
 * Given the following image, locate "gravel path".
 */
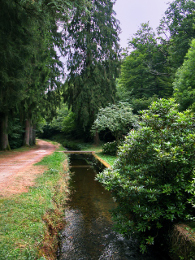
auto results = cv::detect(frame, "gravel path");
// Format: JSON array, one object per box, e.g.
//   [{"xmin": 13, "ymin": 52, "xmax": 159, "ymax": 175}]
[{"xmin": 0, "ymin": 139, "xmax": 58, "ymax": 197}]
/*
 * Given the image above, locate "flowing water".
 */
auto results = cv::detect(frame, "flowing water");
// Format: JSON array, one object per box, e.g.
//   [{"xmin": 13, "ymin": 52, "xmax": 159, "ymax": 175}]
[{"xmin": 58, "ymin": 154, "xmax": 170, "ymax": 260}]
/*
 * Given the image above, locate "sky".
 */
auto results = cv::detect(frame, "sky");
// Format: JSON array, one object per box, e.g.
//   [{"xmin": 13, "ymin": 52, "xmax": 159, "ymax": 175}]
[{"xmin": 113, "ymin": 0, "xmax": 173, "ymax": 49}]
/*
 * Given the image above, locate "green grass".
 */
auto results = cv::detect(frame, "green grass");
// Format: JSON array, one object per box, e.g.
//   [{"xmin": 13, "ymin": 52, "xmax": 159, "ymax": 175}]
[
  {"xmin": 0, "ymin": 147, "xmax": 68, "ymax": 260},
  {"xmin": 0, "ymin": 145, "xmax": 34, "ymax": 155},
  {"xmin": 95, "ymin": 152, "xmax": 117, "ymax": 166},
  {"xmin": 80, "ymin": 143, "xmax": 103, "ymax": 153}
]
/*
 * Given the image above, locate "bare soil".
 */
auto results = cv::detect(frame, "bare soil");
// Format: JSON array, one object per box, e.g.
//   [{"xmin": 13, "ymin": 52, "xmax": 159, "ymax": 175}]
[{"xmin": 0, "ymin": 139, "xmax": 58, "ymax": 197}]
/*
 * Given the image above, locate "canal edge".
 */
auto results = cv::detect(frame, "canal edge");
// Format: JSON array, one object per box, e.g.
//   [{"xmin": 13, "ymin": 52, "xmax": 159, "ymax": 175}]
[
  {"xmin": 63, "ymin": 150, "xmax": 112, "ymax": 169},
  {"xmin": 92, "ymin": 152, "xmax": 111, "ymax": 169}
]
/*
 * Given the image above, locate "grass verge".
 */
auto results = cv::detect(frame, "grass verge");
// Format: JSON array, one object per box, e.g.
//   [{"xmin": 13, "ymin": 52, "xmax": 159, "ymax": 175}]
[
  {"xmin": 0, "ymin": 146, "xmax": 69, "ymax": 260},
  {"xmin": 95, "ymin": 152, "xmax": 117, "ymax": 167},
  {"xmin": 48, "ymin": 134, "xmax": 117, "ymax": 166}
]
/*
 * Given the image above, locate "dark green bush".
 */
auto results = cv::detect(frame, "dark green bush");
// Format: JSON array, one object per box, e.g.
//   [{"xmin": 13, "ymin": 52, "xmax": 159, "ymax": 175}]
[
  {"xmin": 37, "ymin": 124, "xmax": 59, "ymax": 139},
  {"xmin": 61, "ymin": 140, "xmax": 81, "ymax": 151},
  {"xmin": 91, "ymin": 102, "xmax": 138, "ymax": 141},
  {"xmin": 96, "ymin": 98, "xmax": 195, "ymax": 253},
  {"xmin": 8, "ymin": 117, "xmax": 24, "ymax": 149},
  {"xmin": 102, "ymin": 141, "xmax": 118, "ymax": 155}
]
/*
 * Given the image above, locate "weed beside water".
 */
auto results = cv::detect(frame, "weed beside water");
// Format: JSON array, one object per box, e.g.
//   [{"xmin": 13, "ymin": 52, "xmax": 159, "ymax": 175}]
[{"xmin": 0, "ymin": 147, "xmax": 69, "ymax": 260}]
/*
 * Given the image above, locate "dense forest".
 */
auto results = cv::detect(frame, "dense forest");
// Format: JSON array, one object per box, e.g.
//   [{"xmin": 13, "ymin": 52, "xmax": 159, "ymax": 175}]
[
  {"xmin": 0, "ymin": 0, "xmax": 120, "ymax": 149},
  {"xmin": 0, "ymin": 0, "xmax": 195, "ymax": 149},
  {"xmin": 0, "ymin": 0, "xmax": 195, "ymax": 255}
]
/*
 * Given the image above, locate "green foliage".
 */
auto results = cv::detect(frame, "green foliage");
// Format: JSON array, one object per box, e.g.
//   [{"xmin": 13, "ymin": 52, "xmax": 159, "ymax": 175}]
[
  {"xmin": 50, "ymin": 104, "xmax": 77, "ymax": 134},
  {"xmin": 64, "ymin": 0, "xmax": 120, "ymax": 135},
  {"xmin": 130, "ymin": 96, "xmax": 158, "ymax": 114},
  {"xmin": 60, "ymin": 140, "xmax": 81, "ymax": 150},
  {"xmin": 119, "ymin": 22, "xmax": 173, "ymax": 103},
  {"xmin": 96, "ymin": 98, "xmax": 195, "ymax": 252},
  {"xmin": 0, "ymin": 0, "xmax": 88, "ymax": 149},
  {"xmin": 96, "ymin": 152, "xmax": 117, "ymax": 167},
  {"xmin": 102, "ymin": 141, "xmax": 118, "ymax": 156},
  {"xmin": 118, "ymin": 1, "xmax": 195, "ymax": 114},
  {"xmin": 173, "ymin": 38, "xmax": 195, "ymax": 111},
  {"xmin": 91, "ymin": 102, "xmax": 138, "ymax": 141},
  {"xmin": 116, "ymin": 87, "xmax": 158, "ymax": 114},
  {"xmin": 158, "ymin": 0, "xmax": 195, "ymax": 70},
  {"xmin": 120, "ymin": 49, "xmax": 155, "ymax": 98},
  {"xmin": 8, "ymin": 117, "xmax": 24, "ymax": 149},
  {"xmin": 38, "ymin": 104, "xmax": 79, "ymax": 139},
  {"xmin": 38, "ymin": 124, "xmax": 59, "ymax": 139}
]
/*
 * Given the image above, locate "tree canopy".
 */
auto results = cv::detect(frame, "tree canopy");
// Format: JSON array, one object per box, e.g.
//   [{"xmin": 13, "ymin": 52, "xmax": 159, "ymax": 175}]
[
  {"xmin": 118, "ymin": 0, "xmax": 195, "ymax": 114},
  {"xmin": 158, "ymin": 0, "xmax": 195, "ymax": 71},
  {"xmin": 118, "ymin": 22, "xmax": 173, "ymax": 113},
  {"xmin": 173, "ymin": 38, "xmax": 195, "ymax": 111},
  {"xmin": 64, "ymin": 0, "xmax": 120, "ymax": 136}
]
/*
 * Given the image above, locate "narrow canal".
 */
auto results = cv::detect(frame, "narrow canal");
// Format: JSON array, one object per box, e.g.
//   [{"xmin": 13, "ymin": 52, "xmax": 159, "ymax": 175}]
[{"xmin": 58, "ymin": 154, "xmax": 170, "ymax": 260}]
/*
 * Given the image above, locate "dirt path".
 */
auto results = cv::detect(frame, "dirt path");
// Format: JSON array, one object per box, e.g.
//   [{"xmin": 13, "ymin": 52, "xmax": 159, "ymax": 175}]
[{"xmin": 0, "ymin": 139, "xmax": 58, "ymax": 197}]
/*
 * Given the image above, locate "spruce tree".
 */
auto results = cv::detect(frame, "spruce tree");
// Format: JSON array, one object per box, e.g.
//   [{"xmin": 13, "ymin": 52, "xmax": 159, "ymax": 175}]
[
  {"xmin": 0, "ymin": 1, "xmax": 29, "ymax": 149},
  {"xmin": 64, "ymin": 0, "xmax": 120, "ymax": 136},
  {"xmin": 0, "ymin": 0, "xmax": 87, "ymax": 149}
]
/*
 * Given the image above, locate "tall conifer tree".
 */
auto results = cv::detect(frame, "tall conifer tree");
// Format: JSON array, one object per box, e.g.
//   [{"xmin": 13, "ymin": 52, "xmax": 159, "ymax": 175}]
[
  {"xmin": 0, "ymin": 0, "xmax": 87, "ymax": 149},
  {"xmin": 64, "ymin": 0, "xmax": 120, "ymax": 136}
]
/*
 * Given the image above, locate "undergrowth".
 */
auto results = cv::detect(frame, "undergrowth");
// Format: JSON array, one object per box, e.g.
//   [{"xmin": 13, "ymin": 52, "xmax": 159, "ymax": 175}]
[{"xmin": 0, "ymin": 146, "xmax": 69, "ymax": 260}]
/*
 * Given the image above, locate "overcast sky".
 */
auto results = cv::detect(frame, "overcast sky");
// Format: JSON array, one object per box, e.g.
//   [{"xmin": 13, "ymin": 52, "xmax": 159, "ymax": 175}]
[{"xmin": 113, "ymin": 0, "xmax": 173, "ymax": 49}]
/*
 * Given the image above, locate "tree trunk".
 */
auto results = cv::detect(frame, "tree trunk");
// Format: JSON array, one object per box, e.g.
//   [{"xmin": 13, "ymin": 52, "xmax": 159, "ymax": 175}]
[
  {"xmin": 29, "ymin": 124, "xmax": 33, "ymax": 146},
  {"xmin": 24, "ymin": 119, "xmax": 36, "ymax": 146},
  {"xmin": 0, "ymin": 113, "xmax": 10, "ymax": 150},
  {"xmin": 32, "ymin": 125, "xmax": 36, "ymax": 145},
  {"xmin": 94, "ymin": 129, "xmax": 100, "ymax": 146},
  {"xmin": 23, "ymin": 119, "xmax": 30, "ymax": 146},
  {"xmin": 29, "ymin": 124, "xmax": 36, "ymax": 146}
]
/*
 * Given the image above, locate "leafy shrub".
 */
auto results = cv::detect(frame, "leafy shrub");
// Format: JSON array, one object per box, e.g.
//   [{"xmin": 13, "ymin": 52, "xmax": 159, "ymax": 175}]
[
  {"xmin": 96, "ymin": 98, "xmax": 195, "ymax": 253},
  {"xmin": 130, "ymin": 96, "xmax": 158, "ymax": 114},
  {"xmin": 38, "ymin": 124, "xmax": 59, "ymax": 139},
  {"xmin": 37, "ymin": 104, "xmax": 78, "ymax": 139},
  {"xmin": 50, "ymin": 104, "xmax": 77, "ymax": 135},
  {"xmin": 91, "ymin": 102, "xmax": 138, "ymax": 142},
  {"xmin": 102, "ymin": 141, "xmax": 118, "ymax": 155},
  {"xmin": 61, "ymin": 140, "xmax": 81, "ymax": 151}
]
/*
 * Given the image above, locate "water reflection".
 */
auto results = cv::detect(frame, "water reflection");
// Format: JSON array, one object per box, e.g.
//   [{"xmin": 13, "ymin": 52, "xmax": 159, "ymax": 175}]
[{"xmin": 58, "ymin": 155, "xmax": 169, "ymax": 260}]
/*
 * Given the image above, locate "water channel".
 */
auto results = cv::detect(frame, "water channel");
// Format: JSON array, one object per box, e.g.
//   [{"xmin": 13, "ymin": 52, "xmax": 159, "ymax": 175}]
[{"xmin": 58, "ymin": 154, "xmax": 171, "ymax": 260}]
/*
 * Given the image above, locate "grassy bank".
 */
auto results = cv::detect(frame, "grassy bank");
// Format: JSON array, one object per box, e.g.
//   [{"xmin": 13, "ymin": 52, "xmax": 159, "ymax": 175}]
[
  {"xmin": 0, "ymin": 146, "xmax": 69, "ymax": 260},
  {"xmin": 79, "ymin": 143, "xmax": 117, "ymax": 167},
  {"xmin": 48, "ymin": 134, "xmax": 118, "ymax": 168},
  {"xmin": 94, "ymin": 152, "xmax": 117, "ymax": 167}
]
